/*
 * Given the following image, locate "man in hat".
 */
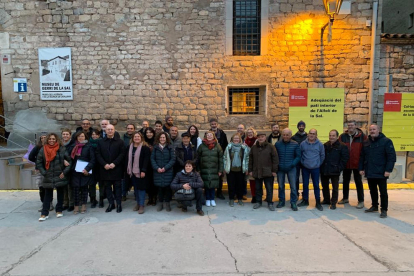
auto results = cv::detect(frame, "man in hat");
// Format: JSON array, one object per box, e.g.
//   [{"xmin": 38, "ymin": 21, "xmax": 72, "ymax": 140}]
[
  {"xmin": 163, "ymin": 115, "xmax": 174, "ymax": 134},
  {"xmin": 292, "ymin": 120, "xmax": 307, "ymax": 199},
  {"xmin": 175, "ymin": 132, "xmax": 198, "ymax": 173}
]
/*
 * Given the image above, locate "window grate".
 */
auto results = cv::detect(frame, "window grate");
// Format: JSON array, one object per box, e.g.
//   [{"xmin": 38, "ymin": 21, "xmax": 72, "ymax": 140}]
[
  {"xmin": 233, "ymin": 0, "xmax": 261, "ymax": 56},
  {"xmin": 229, "ymin": 87, "xmax": 260, "ymax": 114}
]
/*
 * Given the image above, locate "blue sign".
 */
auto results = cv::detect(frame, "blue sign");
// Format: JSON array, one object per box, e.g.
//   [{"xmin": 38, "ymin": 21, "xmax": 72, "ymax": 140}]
[
  {"xmin": 18, "ymin": 83, "xmax": 27, "ymax": 92},
  {"xmin": 13, "ymin": 78, "xmax": 28, "ymax": 93}
]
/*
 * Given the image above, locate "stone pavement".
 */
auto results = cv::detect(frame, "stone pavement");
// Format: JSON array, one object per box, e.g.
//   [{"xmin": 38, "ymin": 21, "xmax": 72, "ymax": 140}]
[{"xmin": 0, "ymin": 189, "xmax": 414, "ymax": 276}]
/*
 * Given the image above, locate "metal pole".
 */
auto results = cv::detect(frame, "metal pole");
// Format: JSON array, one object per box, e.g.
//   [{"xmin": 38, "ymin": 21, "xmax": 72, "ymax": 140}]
[{"xmin": 368, "ymin": 1, "xmax": 378, "ymax": 126}]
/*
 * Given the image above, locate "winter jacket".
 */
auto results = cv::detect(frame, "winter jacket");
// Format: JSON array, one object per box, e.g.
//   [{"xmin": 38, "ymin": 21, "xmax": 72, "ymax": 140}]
[
  {"xmin": 300, "ymin": 138, "xmax": 325, "ymax": 169},
  {"xmin": 248, "ymin": 141, "xmax": 279, "ymax": 179},
  {"xmin": 36, "ymin": 146, "xmax": 72, "ymax": 189},
  {"xmin": 275, "ymin": 140, "xmax": 301, "ymax": 172},
  {"xmin": 29, "ymin": 145, "xmax": 42, "ymax": 169},
  {"xmin": 125, "ymin": 144, "xmax": 151, "ymax": 190},
  {"xmin": 339, "ymin": 128, "xmax": 367, "ymax": 169},
  {"xmin": 358, "ymin": 133, "xmax": 396, "ymax": 179},
  {"xmin": 175, "ymin": 143, "xmax": 198, "ymax": 172},
  {"xmin": 74, "ymin": 126, "xmax": 93, "ymax": 139},
  {"xmin": 320, "ymin": 140, "xmax": 349, "ymax": 176},
  {"xmin": 197, "ymin": 142, "xmax": 224, "ymax": 189},
  {"xmin": 268, "ymin": 133, "xmax": 282, "ymax": 145},
  {"xmin": 170, "ymin": 137, "xmax": 182, "ymax": 150},
  {"xmin": 70, "ymin": 143, "xmax": 96, "ymax": 188},
  {"xmin": 223, "ymin": 143, "xmax": 250, "ymax": 174},
  {"xmin": 292, "ymin": 132, "xmax": 307, "ymax": 145},
  {"xmin": 170, "ymin": 170, "xmax": 204, "ymax": 192},
  {"xmin": 151, "ymin": 144, "xmax": 176, "ymax": 187},
  {"xmin": 210, "ymin": 128, "xmax": 228, "ymax": 152},
  {"xmin": 95, "ymin": 136, "xmax": 125, "ymax": 181},
  {"xmin": 123, "ymin": 133, "xmax": 133, "ymax": 147}
]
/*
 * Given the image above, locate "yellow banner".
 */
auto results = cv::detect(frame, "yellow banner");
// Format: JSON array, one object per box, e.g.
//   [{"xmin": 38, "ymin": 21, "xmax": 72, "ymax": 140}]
[
  {"xmin": 289, "ymin": 88, "xmax": 344, "ymax": 143},
  {"xmin": 383, "ymin": 93, "xmax": 414, "ymax": 151}
]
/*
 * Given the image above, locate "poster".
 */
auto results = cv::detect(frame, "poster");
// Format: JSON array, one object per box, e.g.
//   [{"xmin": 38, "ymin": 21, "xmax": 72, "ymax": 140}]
[
  {"xmin": 289, "ymin": 88, "xmax": 344, "ymax": 143},
  {"xmin": 38, "ymin": 48, "xmax": 73, "ymax": 100},
  {"xmin": 383, "ymin": 93, "xmax": 414, "ymax": 151}
]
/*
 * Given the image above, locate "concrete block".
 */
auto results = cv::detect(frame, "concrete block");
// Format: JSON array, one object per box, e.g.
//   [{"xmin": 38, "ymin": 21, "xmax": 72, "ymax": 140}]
[{"xmin": 389, "ymin": 163, "xmax": 403, "ymax": 183}]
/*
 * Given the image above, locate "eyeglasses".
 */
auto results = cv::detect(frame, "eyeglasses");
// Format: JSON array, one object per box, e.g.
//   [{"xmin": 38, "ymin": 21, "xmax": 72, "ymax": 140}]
[{"xmin": 309, "ymin": 133, "xmax": 316, "ymax": 135}]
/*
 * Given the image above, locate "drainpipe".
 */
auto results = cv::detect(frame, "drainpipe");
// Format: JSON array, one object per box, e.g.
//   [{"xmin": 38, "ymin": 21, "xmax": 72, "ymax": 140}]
[{"xmin": 368, "ymin": 1, "xmax": 378, "ymax": 126}]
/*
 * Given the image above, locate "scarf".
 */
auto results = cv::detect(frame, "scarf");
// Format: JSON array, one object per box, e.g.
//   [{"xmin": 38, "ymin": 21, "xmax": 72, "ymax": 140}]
[
  {"xmin": 71, "ymin": 140, "xmax": 88, "ymax": 159},
  {"xmin": 203, "ymin": 139, "xmax": 216, "ymax": 150},
  {"xmin": 89, "ymin": 137, "xmax": 101, "ymax": 148},
  {"xmin": 230, "ymin": 143, "xmax": 242, "ymax": 168},
  {"xmin": 127, "ymin": 144, "xmax": 142, "ymax": 178},
  {"xmin": 244, "ymin": 137, "xmax": 257, "ymax": 148},
  {"xmin": 159, "ymin": 143, "xmax": 165, "ymax": 150},
  {"xmin": 44, "ymin": 143, "xmax": 60, "ymax": 170}
]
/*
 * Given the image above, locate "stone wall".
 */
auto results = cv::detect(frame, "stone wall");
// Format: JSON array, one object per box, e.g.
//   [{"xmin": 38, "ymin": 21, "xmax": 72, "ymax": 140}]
[{"xmin": 0, "ymin": 0, "xmax": 376, "ymax": 132}]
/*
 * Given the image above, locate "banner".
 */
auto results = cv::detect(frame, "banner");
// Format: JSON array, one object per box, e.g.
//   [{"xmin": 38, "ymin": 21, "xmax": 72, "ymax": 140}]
[
  {"xmin": 289, "ymin": 88, "xmax": 344, "ymax": 143},
  {"xmin": 383, "ymin": 93, "xmax": 414, "ymax": 151},
  {"xmin": 38, "ymin": 48, "xmax": 73, "ymax": 100}
]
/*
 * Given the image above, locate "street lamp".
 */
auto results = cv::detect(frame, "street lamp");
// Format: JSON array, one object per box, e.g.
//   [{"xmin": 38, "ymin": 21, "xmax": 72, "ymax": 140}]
[{"xmin": 323, "ymin": 0, "xmax": 344, "ymax": 22}]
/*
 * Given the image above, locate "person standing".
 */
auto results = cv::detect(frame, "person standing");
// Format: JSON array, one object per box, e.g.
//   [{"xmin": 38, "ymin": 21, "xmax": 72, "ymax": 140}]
[
  {"xmin": 89, "ymin": 129, "xmax": 102, "ymax": 208},
  {"xmin": 61, "ymin": 129, "xmax": 73, "ymax": 211},
  {"xmin": 96, "ymin": 124, "xmax": 125, "ymax": 213},
  {"xmin": 275, "ymin": 128, "xmax": 300, "ymax": 211},
  {"xmin": 154, "ymin": 120, "xmax": 163, "ymax": 135},
  {"xmin": 70, "ymin": 131, "xmax": 95, "ymax": 214},
  {"xmin": 36, "ymin": 133, "xmax": 72, "ymax": 221},
  {"xmin": 209, "ymin": 118, "xmax": 228, "ymax": 200},
  {"xmin": 244, "ymin": 127, "xmax": 258, "ymax": 203},
  {"xmin": 338, "ymin": 121, "xmax": 367, "ymax": 208},
  {"xmin": 144, "ymin": 127, "xmax": 157, "ymax": 206},
  {"xmin": 138, "ymin": 120, "xmax": 149, "ymax": 134},
  {"xmin": 75, "ymin": 119, "xmax": 93, "ymax": 139},
  {"xmin": 248, "ymin": 133, "xmax": 279, "ymax": 211},
  {"xmin": 320, "ymin": 130, "xmax": 349, "ymax": 210},
  {"xmin": 126, "ymin": 132, "xmax": 151, "ymax": 214},
  {"xmin": 121, "ymin": 123, "xmax": 136, "ymax": 201},
  {"xmin": 100, "ymin": 119, "xmax": 120, "ymax": 139},
  {"xmin": 223, "ymin": 133, "xmax": 249, "ymax": 207},
  {"xmin": 298, "ymin": 128, "xmax": 324, "ymax": 211},
  {"xmin": 267, "ymin": 123, "xmax": 282, "ymax": 145},
  {"xmin": 188, "ymin": 125, "xmax": 202, "ymax": 149},
  {"xmin": 169, "ymin": 126, "xmax": 182, "ymax": 150},
  {"xmin": 359, "ymin": 124, "xmax": 396, "ymax": 218},
  {"xmin": 163, "ymin": 115, "xmax": 174, "ymax": 134},
  {"xmin": 197, "ymin": 131, "xmax": 224, "ymax": 207},
  {"xmin": 236, "ymin": 124, "xmax": 246, "ymax": 142},
  {"xmin": 292, "ymin": 120, "xmax": 307, "ymax": 198},
  {"xmin": 151, "ymin": 132, "xmax": 176, "ymax": 212},
  {"xmin": 175, "ymin": 132, "xmax": 198, "ymax": 173}
]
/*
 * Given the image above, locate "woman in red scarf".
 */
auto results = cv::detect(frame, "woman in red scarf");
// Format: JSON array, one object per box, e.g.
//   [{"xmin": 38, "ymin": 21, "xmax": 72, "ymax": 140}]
[
  {"xmin": 244, "ymin": 127, "xmax": 258, "ymax": 203},
  {"xmin": 36, "ymin": 133, "xmax": 72, "ymax": 221},
  {"xmin": 70, "ymin": 131, "xmax": 95, "ymax": 214}
]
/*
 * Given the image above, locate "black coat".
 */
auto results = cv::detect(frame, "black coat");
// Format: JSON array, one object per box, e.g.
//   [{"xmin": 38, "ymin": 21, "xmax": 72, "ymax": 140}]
[
  {"xmin": 151, "ymin": 144, "xmax": 176, "ymax": 187},
  {"xmin": 170, "ymin": 170, "xmax": 204, "ymax": 192},
  {"xmin": 70, "ymin": 143, "xmax": 96, "ymax": 188},
  {"xmin": 358, "ymin": 133, "xmax": 396, "ymax": 179},
  {"xmin": 292, "ymin": 132, "xmax": 307, "ymax": 145},
  {"xmin": 175, "ymin": 143, "xmax": 198, "ymax": 172},
  {"xmin": 96, "ymin": 136, "xmax": 126, "ymax": 181},
  {"xmin": 320, "ymin": 140, "xmax": 349, "ymax": 176},
  {"xmin": 74, "ymin": 126, "xmax": 93, "ymax": 139},
  {"xmin": 29, "ymin": 145, "xmax": 42, "ymax": 169},
  {"xmin": 211, "ymin": 128, "xmax": 228, "ymax": 152},
  {"xmin": 36, "ymin": 146, "xmax": 72, "ymax": 189},
  {"xmin": 125, "ymin": 144, "xmax": 151, "ymax": 190}
]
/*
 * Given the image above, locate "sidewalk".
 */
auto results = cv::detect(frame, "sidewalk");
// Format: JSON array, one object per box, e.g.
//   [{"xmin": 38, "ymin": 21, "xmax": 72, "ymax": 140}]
[{"xmin": 1, "ymin": 190, "xmax": 414, "ymax": 276}]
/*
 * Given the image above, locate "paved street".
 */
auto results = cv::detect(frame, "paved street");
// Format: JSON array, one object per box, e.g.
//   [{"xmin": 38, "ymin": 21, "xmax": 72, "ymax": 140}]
[{"xmin": 0, "ymin": 189, "xmax": 414, "ymax": 276}]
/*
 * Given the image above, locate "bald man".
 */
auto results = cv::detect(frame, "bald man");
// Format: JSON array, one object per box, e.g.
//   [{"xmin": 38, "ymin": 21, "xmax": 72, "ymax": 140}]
[
  {"xmin": 100, "ymin": 119, "xmax": 120, "ymax": 139},
  {"xmin": 275, "ymin": 128, "xmax": 301, "ymax": 211}
]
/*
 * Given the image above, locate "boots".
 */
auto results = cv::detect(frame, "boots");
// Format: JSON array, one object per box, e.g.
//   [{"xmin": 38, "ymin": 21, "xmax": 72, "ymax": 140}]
[
  {"xmin": 316, "ymin": 200, "xmax": 323, "ymax": 211},
  {"xmin": 133, "ymin": 203, "xmax": 139, "ymax": 211},
  {"xmin": 138, "ymin": 206, "xmax": 145, "ymax": 214},
  {"xmin": 105, "ymin": 203, "xmax": 115, "ymax": 213},
  {"xmin": 90, "ymin": 197, "xmax": 97, "ymax": 208},
  {"xmin": 99, "ymin": 197, "xmax": 104, "ymax": 208},
  {"xmin": 157, "ymin": 202, "xmax": 163, "ymax": 212},
  {"xmin": 165, "ymin": 202, "xmax": 171, "ymax": 212}
]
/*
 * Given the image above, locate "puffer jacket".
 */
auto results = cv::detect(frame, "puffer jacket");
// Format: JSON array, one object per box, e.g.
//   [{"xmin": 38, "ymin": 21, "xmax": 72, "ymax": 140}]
[
  {"xmin": 70, "ymin": 142, "xmax": 96, "ymax": 188},
  {"xmin": 36, "ymin": 146, "xmax": 72, "ymax": 189},
  {"xmin": 339, "ymin": 128, "xmax": 367, "ymax": 169},
  {"xmin": 223, "ymin": 143, "xmax": 250, "ymax": 174},
  {"xmin": 170, "ymin": 170, "xmax": 204, "ymax": 191},
  {"xmin": 320, "ymin": 140, "xmax": 349, "ymax": 176},
  {"xmin": 358, "ymin": 132, "xmax": 396, "ymax": 179},
  {"xmin": 275, "ymin": 140, "xmax": 301, "ymax": 172},
  {"xmin": 151, "ymin": 144, "xmax": 176, "ymax": 187},
  {"xmin": 248, "ymin": 141, "xmax": 279, "ymax": 179},
  {"xmin": 197, "ymin": 142, "xmax": 223, "ymax": 189}
]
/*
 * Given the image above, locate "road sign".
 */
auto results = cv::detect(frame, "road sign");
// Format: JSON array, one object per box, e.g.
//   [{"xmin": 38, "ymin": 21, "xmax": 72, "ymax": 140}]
[{"xmin": 13, "ymin": 78, "xmax": 28, "ymax": 92}]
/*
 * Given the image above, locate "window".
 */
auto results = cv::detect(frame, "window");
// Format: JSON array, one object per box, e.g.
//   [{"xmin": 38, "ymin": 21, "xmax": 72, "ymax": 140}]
[
  {"xmin": 233, "ymin": 0, "xmax": 261, "ymax": 56},
  {"xmin": 228, "ymin": 87, "xmax": 266, "ymax": 115}
]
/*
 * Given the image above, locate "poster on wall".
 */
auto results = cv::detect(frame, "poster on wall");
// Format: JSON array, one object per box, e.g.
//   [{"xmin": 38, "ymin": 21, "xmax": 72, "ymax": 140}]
[
  {"xmin": 383, "ymin": 93, "xmax": 414, "ymax": 151},
  {"xmin": 38, "ymin": 48, "xmax": 73, "ymax": 100},
  {"xmin": 288, "ymin": 88, "xmax": 344, "ymax": 143}
]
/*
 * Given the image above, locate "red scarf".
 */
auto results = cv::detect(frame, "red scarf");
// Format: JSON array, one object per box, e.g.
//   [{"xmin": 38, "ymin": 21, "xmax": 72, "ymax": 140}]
[
  {"xmin": 44, "ymin": 143, "xmax": 60, "ymax": 170},
  {"xmin": 203, "ymin": 139, "xmax": 216, "ymax": 150},
  {"xmin": 244, "ymin": 137, "xmax": 257, "ymax": 148},
  {"xmin": 71, "ymin": 141, "xmax": 87, "ymax": 159}
]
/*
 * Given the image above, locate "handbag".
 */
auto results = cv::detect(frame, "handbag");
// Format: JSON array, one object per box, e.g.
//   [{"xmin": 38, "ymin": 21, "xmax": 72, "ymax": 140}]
[{"xmin": 174, "ymin": 188, "xmax": 195, "ymax": 201}]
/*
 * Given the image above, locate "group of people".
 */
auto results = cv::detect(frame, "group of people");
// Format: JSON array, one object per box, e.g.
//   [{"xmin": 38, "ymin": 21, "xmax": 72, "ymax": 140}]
[{"xmin": 28, "ymin": 115, "xmax": 396, "ymax": 222}]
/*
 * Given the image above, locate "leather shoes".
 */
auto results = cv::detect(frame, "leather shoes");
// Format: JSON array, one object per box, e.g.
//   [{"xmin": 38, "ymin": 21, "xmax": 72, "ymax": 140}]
[
  {"xmin": 105, "ymin": 204, "xmax": 115, "ymax": 213},
  {"xmin": 365, "ymin": 206, "xmax": 379, "ymax": 213},
  {"xmin": 291, "ymin": 203, "xmax": 298, "ymax": 211},
  {"xmin": 197, "ymin": 210, "xmax": 204, "ymax": 216},
  {"xmin": 99, "ymin": 198, "xmax": 104, "ymax": 208},
  {"xmin": 276, "ymin": 201, "xmax": 285, "ymax": 208},
  {"xmin": 116, "ymin": 205, "xmax": 122, "ymax": 213}
]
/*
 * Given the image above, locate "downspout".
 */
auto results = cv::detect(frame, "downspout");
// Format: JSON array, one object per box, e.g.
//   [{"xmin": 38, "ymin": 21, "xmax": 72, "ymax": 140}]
[{"xmin": 368, "ymin": 1, "xmax": 378, "ymax": 126}]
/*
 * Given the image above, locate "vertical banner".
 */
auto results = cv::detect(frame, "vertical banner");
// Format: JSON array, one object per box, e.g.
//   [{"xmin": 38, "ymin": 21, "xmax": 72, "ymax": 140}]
[
  {"xmin": 38, "ymin": 48, "xmax": 73, "ymax": 100},
  {"xmin": 289, "ymin": 88, "xmax": 344, "ymax": 142},
  {"xmin": 383, "ymin": 93, "xmax": 414, "ymax": 151}
]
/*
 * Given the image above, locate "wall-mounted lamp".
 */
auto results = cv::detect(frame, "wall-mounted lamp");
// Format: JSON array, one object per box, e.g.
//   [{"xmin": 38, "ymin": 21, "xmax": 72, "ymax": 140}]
[{"xmin": 322, "ymin": 0, "xmax": 344, "ymax": 42}]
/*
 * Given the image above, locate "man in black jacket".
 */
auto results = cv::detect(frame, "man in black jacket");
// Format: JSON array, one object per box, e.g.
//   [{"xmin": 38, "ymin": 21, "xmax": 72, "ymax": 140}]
[
  {"xmin": 209, "ymin": 118, "xmax": 228, "ymax": 200},
  {"xmin": 320, "ymin": 130, "xmax": 349, "ymax": 210},
  {"xmin": 96, "ymin": 124, "xmax": 126, "ymax": 213},
  {"xmin": 359, "ymin": 124, "xmax": 396, "ymax": 218},
  {"xmin": 267, "ymin": 123, "xmax": 282, "ymax": 145},
  {"xmin": 292, "ymin": 120, "xmax": 307, "ymax": 199},
  {"xmin": 75, "ymin": 119, "xmax": 93, "ymax": 138},
  {"xmin": 175, "ymin": 132, "xmax": 198, "ymax": 173}
]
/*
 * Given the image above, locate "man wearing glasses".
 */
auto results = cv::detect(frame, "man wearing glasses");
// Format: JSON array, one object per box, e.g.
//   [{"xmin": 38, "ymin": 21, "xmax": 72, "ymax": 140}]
[
  {"xmin": 76, "ymin": 119, "xmax": 93, "ymax": 138},
  {"xmin": 298, "ymin": 128, "xmax": 325, "ymax": 211}
]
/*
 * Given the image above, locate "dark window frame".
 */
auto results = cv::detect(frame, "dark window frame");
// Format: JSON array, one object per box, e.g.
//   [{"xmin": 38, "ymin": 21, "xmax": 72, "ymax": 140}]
[
  {"xmin": 233, "ymin": 0, "xmax": 261, "ymax": 56},
  {"xmin": 228, "ymin": 87, "xmax": 260, "ymax": 115}
]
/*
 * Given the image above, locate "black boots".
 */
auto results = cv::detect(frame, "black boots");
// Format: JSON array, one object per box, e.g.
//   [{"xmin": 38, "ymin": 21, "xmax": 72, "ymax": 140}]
[
  {"xmin": 105, "ymin": 204, "xmax": 115, "ymax": 213},
  {"xmin": 315, "ymin": 200, "xmax": 323, "ymax": 211},
  {"xmin": 90, "ymin": 197, "xmax": 97, "ymax": 208},
  {"xmin": 99, "ymin": 197, "xmax": 104, "ymax": 208},
  {"xmin": 116, "ymin": 204, "xmax": 122, "ymax": 213}
]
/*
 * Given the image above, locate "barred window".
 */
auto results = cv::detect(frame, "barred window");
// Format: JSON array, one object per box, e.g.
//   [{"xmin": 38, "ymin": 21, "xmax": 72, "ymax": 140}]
[
  {"xmin": 228, "ymin": 87, "xmax": 265, "ymax": 115},
  {"xmin": 233, "ymin": 0, "xmax": 261, "ymax": 56}
]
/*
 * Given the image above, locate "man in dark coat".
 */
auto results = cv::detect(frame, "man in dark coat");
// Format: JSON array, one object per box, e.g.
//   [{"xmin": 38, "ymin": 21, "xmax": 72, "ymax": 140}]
[
  {"xmin": 292, "ymin": 120, "xmax": 307, "ymax": 199},
  {"xmin": 100, "ymin": 119, "xmax": 120, "ymax": 139},
  {"xmin": 138, "ymin": 120, "xmax": 149, "ymax": 134},
  {"xmin": 162, "ymin": 115, "xmax": 174, "ymax": 134},
  {"xmin": 209, "ymin": 118, "xmax": 228, "ymax": 200},
  {"xmin": 339, "ymin": 121, "xmax": 367, "ymax": 208},
  {"xmin": 320, "ymin": 130, "xmax": 349, "ymax": 210},
  {"xmin": 75, "ymin": 119, "xmax": 93, "ymax": 139},
  {"xmin": 248, "ymin": 133, "xmax": 279, "ymax": 211},
  {"xmin": 359, "ymin": 124, "xmax": 396, "ymax": 218},
  {"xmin": 96, "ymin": 124, "xmax": 125, "ymax": 213},
  {"xmin": 268, "ymin": 123, "xmax": 282, "ymax": 145},
  {"xmin": 121, "ymin": 123, "xmax": 135, "ymax": 201},
  {"xmin": 175, "ymin": 132, "xmax": 198, "ymax": 173}
]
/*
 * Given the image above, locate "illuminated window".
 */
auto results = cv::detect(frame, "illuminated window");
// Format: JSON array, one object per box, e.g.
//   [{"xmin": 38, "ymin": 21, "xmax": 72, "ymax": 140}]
[
  {"xmin": 229, "ymin": 87, "xmax": 265, "ymax": 115},
  {"xmin": 233, "ymin": 0, "xmax": 261, "ymax": 56}
]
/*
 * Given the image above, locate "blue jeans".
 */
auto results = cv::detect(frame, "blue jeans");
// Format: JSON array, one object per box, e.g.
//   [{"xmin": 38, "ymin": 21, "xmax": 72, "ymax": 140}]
[
  {"xmin": 302, "ymin": 167, "xmax": 320, "ymax": 201},
  {"xmin": 295, "ymin": 163, "xmax": 304, "ymax": 196},
  {"xmin": 277, "ymin": 167, "xmax": 297, "ymax": 204},
  {"xmin": 205, "ymin": 188, "xmax": 215, "ymax": 200},
  {"xmin": 131, "ymin": 175, "xmax": 146, "ymax": 206}
]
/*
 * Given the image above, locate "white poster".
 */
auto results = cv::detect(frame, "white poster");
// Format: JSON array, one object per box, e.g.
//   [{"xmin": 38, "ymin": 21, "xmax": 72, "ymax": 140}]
[{"xmin": 38, "ymin": 48, "xmax": 73, "ymax": 100}]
